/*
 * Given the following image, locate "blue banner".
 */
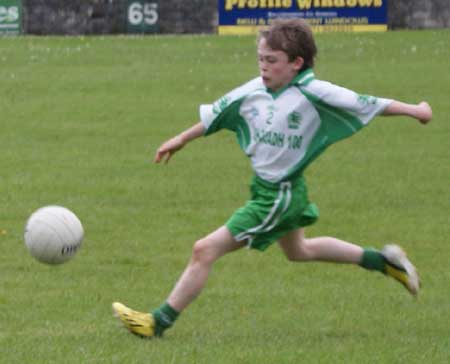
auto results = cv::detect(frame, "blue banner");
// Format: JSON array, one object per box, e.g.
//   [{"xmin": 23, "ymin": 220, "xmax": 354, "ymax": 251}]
[{"xmin": 218, "ymin": 0, "xmax": 387, "ymax": 34}]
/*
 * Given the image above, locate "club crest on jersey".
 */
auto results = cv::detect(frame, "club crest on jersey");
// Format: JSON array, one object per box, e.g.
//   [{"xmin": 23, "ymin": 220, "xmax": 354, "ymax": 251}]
[{"xmin": 288, "ymin": 111, "xmax": 302, "ymax": 129}]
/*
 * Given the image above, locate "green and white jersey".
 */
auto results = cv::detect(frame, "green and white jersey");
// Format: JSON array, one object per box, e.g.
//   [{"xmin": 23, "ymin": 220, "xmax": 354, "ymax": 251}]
[{"xmin": 200, "ymin": 69, "xmax": 392, "ymax": 184}]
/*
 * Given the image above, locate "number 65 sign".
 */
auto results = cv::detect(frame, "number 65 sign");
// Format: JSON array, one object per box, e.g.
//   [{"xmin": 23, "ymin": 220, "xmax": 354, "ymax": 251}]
[{"xmin": 126, "ymin": 1, "xmax": 159, "ymax": 33}]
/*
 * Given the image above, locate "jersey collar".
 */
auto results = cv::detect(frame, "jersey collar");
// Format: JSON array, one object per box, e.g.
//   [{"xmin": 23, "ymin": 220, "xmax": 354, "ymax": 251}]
[
  {"xmin": 266, "ymin": 68, "xmax": 315, "ymax": 99},
  {"xmin": 291, "ymin": 68, "xmax": 315, "ymax": 86}
]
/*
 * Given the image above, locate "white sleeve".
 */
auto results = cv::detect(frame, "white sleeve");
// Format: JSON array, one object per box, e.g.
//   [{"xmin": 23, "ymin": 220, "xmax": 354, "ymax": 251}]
[
  {"xmin": 304, "ymin": 79, "xmax": 392, "ymax": 125},
  {"xmin": 199, "ymin": 104, "xmax": 215, "ymax": 131},
  {"xmin": 199, "ymin": 77, "xmax": 265, "ymax": 132}
]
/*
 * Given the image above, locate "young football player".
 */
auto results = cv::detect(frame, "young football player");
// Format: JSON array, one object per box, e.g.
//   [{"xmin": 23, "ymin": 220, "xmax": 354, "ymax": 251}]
[{"xmin": 113, "ymin": 19, "xmax": 432, "ymax": 338}]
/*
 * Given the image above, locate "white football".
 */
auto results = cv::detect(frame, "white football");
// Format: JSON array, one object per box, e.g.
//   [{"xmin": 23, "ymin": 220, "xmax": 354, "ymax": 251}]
[{"xmin": 24, "ymin": 205, "xmax": 84, "ymax": 264}]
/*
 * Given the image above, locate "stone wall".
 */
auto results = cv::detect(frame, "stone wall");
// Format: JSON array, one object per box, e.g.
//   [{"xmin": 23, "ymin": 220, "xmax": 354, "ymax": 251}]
[
  {"xmin": 23, "ymin": 0, "xmax": 122, "ymax": 35},
  {"xmin": 21, "ymin": 0, "xmax": 450, "ymax": 35},
  {"xmin": 23, "ymin": 0, "xmax": 217, "ymax": 35},
  {"xmin": 388, "ymin": 0, "xmax": 450, "ymax": 29}
]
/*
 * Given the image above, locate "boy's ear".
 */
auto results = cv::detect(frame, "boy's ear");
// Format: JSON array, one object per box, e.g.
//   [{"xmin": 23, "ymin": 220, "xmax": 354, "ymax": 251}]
[{"xmin": 293, "ymin": 56, "xmax": 304, "ymax": 71}]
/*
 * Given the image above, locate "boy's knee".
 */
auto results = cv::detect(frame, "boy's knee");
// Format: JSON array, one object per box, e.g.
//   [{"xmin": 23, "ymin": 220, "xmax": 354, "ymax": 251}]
[
  {"xmin": 285, "ymin": 252, "xmax": 308, "ymax": 262},
  {"xmin": 285, "ymin": 253, "xmax": 300, "ymax": 262},
  {"xmin": 192, "ymin": 238, "xmax": 215, "ymax": 264},
  {"xmin": 284, "ymin": 241, "xmax": 313, "ymax": 262}
]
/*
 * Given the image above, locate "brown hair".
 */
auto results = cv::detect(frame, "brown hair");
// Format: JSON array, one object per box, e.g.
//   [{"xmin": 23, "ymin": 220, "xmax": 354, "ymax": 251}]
[{"xmin": 259, "ymin": 19, "xmax": 317, "ymax": 71}]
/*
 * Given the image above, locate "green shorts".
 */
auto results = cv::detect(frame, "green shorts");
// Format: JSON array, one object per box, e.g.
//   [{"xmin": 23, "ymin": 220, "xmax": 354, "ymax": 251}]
[{"xmin": 226, "ymin": 175, "xmax": 319, "ymax": 251}]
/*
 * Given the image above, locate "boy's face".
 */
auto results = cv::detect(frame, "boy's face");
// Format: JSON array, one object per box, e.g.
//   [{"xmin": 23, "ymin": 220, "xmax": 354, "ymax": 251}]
[{"xmin": 257, "ymin": 37, "xmax": 304, "ymax": 92}]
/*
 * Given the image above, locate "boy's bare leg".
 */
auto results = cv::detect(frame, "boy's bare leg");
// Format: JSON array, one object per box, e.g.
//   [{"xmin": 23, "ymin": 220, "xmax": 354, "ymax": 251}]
[
  {"xmin": 112, "ymin": 226, "xmax": 245, "ymax": 337},
  {"xmin": 278, "ymin": 228, "xmax": 363, "ymax": 263},
  {"xmin": 277, "ymin": 228, "xmax": 419, "ymax": 295},
  {"xmin": 168, "ymin": 226, "xmax": 246, "ymax": 312}
]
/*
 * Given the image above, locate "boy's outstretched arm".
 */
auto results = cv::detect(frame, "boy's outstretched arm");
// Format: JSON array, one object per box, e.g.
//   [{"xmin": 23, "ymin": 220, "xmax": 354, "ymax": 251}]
[
  {"xmin": 382, "ymin": 101, "xmax": 432, "ymax": 124},
  {"xmin": 154, "ymin": 122, "xmax": 206, "ymax": 164}
]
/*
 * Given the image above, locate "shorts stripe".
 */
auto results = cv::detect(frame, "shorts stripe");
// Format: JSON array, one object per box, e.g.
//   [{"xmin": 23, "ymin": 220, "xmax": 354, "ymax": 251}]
[
  {"xmin": 234, "ymin": 182, "xmax": 291, "ymax": 244},
  {"xmin": 261, "ymin": 183, "xmax": 292, "ymax": 232}
]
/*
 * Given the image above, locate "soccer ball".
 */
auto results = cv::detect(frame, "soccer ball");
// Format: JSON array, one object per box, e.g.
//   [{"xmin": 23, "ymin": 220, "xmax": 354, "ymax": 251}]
[{"xmin": 24, "ymin": 205, "xmax": 84, "ymax": 264}]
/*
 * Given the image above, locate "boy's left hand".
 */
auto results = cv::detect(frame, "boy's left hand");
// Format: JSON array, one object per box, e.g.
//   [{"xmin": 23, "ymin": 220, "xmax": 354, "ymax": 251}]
[{"xmin": 416, "ymin": 101, "xmax": 432, "ymax": 124}]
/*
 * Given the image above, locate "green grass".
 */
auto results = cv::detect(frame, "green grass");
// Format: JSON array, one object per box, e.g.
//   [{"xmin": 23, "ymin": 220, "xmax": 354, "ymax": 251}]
[{"xmin": 1, "ymin": 30, "xmax": 449, "ymax": 363}]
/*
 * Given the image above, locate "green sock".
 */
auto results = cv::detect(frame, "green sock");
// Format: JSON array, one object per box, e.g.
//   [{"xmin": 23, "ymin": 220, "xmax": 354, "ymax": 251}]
[
  {"xmin": 359, "ymin": 248, "xmax": 386, "ymax": 273},
  {"xmin": 152, "ymin": 302, "xmax": 179, "ymax": 336}
]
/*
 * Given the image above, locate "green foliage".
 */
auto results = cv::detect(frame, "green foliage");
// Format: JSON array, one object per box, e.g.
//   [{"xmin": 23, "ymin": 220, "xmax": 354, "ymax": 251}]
[{"xmin": 1, "ymin": 30, "xmax": 449, "ymax": 363}]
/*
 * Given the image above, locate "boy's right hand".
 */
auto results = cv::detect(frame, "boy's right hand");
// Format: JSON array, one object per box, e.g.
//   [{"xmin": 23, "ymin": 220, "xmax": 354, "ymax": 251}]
[{"xmin": 154, "ymin": 135, "xmax": 185, "ymax": 164}]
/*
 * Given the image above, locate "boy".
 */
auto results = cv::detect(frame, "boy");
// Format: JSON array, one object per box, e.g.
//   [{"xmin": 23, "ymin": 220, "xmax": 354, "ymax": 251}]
[{"xmin": 113, "ymin": 19, "xmax": 432, "ymax": 338}]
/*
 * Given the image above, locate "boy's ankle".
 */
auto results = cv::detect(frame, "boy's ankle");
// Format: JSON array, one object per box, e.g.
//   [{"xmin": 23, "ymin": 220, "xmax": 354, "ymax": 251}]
[{"xmin": 152, "ymin": 302, "xmax": 180, "ymax": 335}]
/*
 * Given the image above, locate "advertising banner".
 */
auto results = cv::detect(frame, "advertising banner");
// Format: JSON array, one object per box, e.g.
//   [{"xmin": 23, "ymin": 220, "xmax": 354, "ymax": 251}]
[
  {"xmin": 218, "ymin": 0, "xmax": 387, "ymax": 35},
  {"xmin": 0, "ymin": 0, "xmax": 22, "ymax": 35}
]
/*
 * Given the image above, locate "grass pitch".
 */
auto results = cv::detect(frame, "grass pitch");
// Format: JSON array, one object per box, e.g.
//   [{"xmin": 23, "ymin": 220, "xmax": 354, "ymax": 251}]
[{"xmin": 1, "ymin": 30, "xmax": 449, "ymax": 363}]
